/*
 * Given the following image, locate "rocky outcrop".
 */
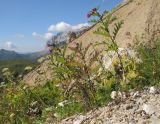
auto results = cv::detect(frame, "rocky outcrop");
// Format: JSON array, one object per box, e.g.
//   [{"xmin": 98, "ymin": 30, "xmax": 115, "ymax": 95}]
[
  {"xmin": 57, "ymin": 87, "xmax": 160, "ymax": 124},
  {"xmin": 23, "ymin": 57, "xmax": 53, "ymax": 86}
]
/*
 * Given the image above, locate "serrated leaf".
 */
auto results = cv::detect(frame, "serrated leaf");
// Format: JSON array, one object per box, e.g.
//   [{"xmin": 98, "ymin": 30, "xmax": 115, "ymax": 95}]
[
  {"xmin": 94, "ymin": 30, "xmax": 110, "ymax": 37},
  {"xmin": 88, "ymin": 19, "xmax": 98, "ymax": 23}
]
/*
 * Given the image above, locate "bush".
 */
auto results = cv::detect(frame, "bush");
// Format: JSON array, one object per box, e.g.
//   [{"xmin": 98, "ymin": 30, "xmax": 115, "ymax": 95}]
[
  {"xmin": 135, "ymin": 38, "xmax": 160, "ymax": 87},
  {"xmin": 0, "ymin": 81, "xmax": 61, "ymax": 123}
]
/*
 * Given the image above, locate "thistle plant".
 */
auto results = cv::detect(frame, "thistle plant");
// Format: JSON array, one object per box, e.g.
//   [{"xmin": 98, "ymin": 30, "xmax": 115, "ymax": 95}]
[
  {"xmin": 48, "ymin": 41, "xmax": 103, "ymax": 109},
  {"xmin": 1, "ymin": 67, "xmax": 13, "ymax": 83},
  {"xmin": 87, "ymin": 8, "xmax": 126, "ymax": 84}
]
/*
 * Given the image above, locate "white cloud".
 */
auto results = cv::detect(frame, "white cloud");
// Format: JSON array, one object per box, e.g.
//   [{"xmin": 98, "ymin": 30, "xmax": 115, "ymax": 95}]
[
  {"xmin": 48, "ymin": 22, "xmax": 71, "ymax": 32},
  {"xmin": 44, "ymin": 33, "xmax": 53, "ymax": 40},
  {"xmin": 32, "ymin": 32, "xmax": 54, "ymax": 40},
  {"xmin": 32, "ymin": 22, "xmax": 90, "ymax": 41},
  {"xmin": 72, "ymin": 23, "xmax": 90, "ymax": 30},
  {"xmin": 32, "ymin": 32, "xmax": 41, "ymax": 37},
  {"xmin": 4, "ymin": 41, "xmax": 16, "ymax": 50},
  {"xmin": 48, "ymin": 21, "xmax": 90, "ymax": 32}
]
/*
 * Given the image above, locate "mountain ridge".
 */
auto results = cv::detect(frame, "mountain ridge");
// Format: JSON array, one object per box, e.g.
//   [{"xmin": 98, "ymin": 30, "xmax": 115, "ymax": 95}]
[{"xmin": 0, "ymin": 49, "xmax": 47, "ymax": 61}]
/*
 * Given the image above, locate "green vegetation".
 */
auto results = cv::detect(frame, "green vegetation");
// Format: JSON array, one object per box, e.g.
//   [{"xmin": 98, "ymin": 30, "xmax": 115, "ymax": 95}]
[
  {"xmin": 0, "ymin": 8, "xmax": 160, "ymax": 123},
  {"xmin": 0, "ymin": 59, "xmax": 37, "ymax": 82},
  {"xmin": 135, "ymin": 39, "xmax": 160, "ymax": 87}
]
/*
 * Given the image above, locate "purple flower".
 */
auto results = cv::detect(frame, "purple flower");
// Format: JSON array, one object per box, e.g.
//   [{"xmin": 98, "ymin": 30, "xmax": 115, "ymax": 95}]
[
  {"xmin": 46, "ymin": 46, "xmax": 53, "ymax": 54},
  {"xmin": 87, "ymin": 8, "xmax": 99, "ymax": 18},
  {"xmin": 92, "ymin": 8, "xmax": 97, "ymax": 12},
  {"xmin": 87, "ymin": 13, "xmax": 91, "ymax": 18},
  {"xmin": 48, "ymin": 48, "xmax": 53, "ymax": 54}
]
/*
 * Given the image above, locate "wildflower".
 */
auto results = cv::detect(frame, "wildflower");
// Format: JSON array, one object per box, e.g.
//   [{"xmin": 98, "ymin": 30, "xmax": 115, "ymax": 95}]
[
  {"xmin": 9, "ymin": 113, "xmax": 15, "ymax": 119},
  {"xmin": 23, "ymin": 85, "xmax": 28, "ymax": 90},
  {"xmin": 3, "ymin": 71, "xmax": 11, "ymax": 77},
  {"xmin": 48, "ymin": 47, "xmax": 53, "ymax": 54},
  {"xmin": 0, "ymin": 82, "xmax": 5, "ymax": 85},
  {"xmin": 45, "ymin": 106, "xmax": 54, "ymax": 112},
  {"xmin": 24, "ymin": 66, "xmax": 32, "ymax": 71},
  {"xmin": 87, "ymin": 13, "xmax": 91, "ymax": 18},
  {"xmin": 2, "ymin": 68, "xmax": 9, "ymax": 73},
  {"xmin": 30, "ymin": 101, "xmax": 38, "ymax": 108},
  {"xmin": 54, "ymin": 113, "xmax": 60, "ymax": 118},
  {"xmin": 87, "ymin": 7, "xmax": 99, "ymax": 18},
  {"xmin": 58, "ymin": 102, "xmax": 64, "ymax": 107},
  {"xmin": 55, "ymin": 84, "xmax": 60, "ymax": 87},
  {"xmin": 37, "ymin": 57, "xmax": 46, "ymax": 63},
  {"xmin": 18, "ymin": 75, "xmax": 22, "ymax": 78},
  {"xmin": 58, "ymin": 100, "xmax": 68, "ymax": 107},
  {"xmin": 92, "ymin": 8, "xmax": 97, "ymax": 12},
  {"xmin": 46, "ymin": 43, "xmax": 53, "ymax": 54}
]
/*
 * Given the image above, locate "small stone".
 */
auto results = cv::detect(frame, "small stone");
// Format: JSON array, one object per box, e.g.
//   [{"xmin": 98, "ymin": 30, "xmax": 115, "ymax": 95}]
[
  {"xmin": 110, "ymin": 91, "xmax": 117, "ymax": 99},
  {"xmin": 129, "ymin": 120, "xmax": 136, "ymax": 124},
  {"xmin": 133, "ymin": 91, "xmax": 141, "ymax": 98},
  {"xmin": 130, "ymin": 92, "xmax": 134, "ymax": 96},
  {"xmin": 150, "ymin": 86, "xmax": 157, "ymax": 94},
  {"xmin": 73, "ymin": 115, "xmax": 87, "ymax": 124},
  {"xmin": 118, "ymin": 91, "xmax": 123, "ymax": 98},
  {"xmin": 142, "ymin": 104, "xmax": 155, "ymax": 115}
]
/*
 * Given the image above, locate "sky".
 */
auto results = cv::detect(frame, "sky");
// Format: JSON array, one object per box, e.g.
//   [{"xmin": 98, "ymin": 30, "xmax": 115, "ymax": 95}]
[{"xmin": 0, "ymin": 0, "xmax": 122, "ymax": 53}]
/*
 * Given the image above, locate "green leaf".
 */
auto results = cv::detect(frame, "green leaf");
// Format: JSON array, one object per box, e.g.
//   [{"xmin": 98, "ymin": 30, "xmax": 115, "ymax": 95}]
[
  {"xmin": 94, "ymin": 30, "xmax": 110, "ymax": 37},
  {"xmin": 88, "ymin": 19, "xmax": 98, "ymax": 23},
  {"xmin": 57, "ymin": 57, "xmax": 65, "ymax": 63}
]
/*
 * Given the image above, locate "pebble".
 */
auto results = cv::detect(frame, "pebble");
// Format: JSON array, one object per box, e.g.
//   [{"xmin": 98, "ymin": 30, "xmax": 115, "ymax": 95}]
[
  {"xmin": 110, "ymin": 91, "xmax": 117, "ymax": 99},
  {"xmin": 142, "ymin": 104, "xmax": 155, "ymax": 115},
  {"xmin": 150, "ymin": 86, "xmax": 157, "ymax": 94}
]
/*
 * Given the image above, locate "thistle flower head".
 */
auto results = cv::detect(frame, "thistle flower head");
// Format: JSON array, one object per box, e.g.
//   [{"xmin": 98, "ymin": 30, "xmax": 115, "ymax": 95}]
[{"xmin": 87, "ymin": 7, "xmax": 99, "ymax": 18}]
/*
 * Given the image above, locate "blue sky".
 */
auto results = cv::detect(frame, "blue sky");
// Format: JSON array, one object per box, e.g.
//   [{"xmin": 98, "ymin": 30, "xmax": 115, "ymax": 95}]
[{"xmin": 0, "ymin": 0, "xmax": 122, "ymax": 53}]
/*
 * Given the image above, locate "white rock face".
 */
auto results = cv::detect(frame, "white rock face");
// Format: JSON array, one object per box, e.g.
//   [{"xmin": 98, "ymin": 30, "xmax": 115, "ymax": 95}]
[
  {"xmin": 142, "ymin": 104, "xmax": 155, "ymax": 115},
  {"xmin": 102, "ymin": 48, "xmax": 139, "ymax": 71}
]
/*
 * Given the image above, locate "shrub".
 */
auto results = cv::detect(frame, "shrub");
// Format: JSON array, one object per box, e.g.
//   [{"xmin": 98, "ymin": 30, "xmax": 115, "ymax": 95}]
[
  {"xmin": 0, "ymin": 81, "xmax": 61, "ymax": 123},
  {"xmin": 135, "ymin": 38, "xmax": 160, "ymax": 87}
]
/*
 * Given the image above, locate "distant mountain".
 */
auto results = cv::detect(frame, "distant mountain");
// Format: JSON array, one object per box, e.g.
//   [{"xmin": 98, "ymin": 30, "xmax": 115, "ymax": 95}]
[
  {"xmin": 0, "ymin": 49, "xmax": 47, "ymax": 61},
  {"xmin": 24, "ymin": 50, "xmax": 47, "ymax": 61},
  {"xmin": 47, "ymin": 26, "xmax": 90, "ymax": 45},
  {"xmin": 0, "ymin": 49, "xmax": 22, "ymax": 60}
]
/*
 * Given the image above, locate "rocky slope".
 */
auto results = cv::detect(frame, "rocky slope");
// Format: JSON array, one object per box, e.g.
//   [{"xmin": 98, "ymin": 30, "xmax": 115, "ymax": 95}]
[
  {"xmin": 23, "ymin": 0, "xmax": 160, "ymax": 86},
  {"xmin": 46, "ymin": 87, "xmax": 160, "ymax": 124}
]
